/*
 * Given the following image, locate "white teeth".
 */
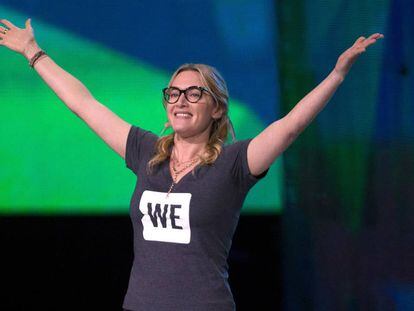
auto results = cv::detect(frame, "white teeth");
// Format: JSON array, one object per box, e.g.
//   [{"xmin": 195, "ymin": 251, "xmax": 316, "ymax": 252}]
[{"xmin": 175, "ymin": 113, "xmax": 191, "ymax": 117}]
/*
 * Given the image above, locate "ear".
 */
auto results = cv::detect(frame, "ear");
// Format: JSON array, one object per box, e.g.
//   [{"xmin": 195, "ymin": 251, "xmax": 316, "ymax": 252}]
[{"xmin": 211, "ymin": 105, "xmax": 224, "ymax": 120}]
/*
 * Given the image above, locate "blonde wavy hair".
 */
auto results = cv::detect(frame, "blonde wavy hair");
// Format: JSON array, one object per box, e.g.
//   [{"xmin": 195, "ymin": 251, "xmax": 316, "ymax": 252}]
[{"xmin": 148, "ymin": 64, "xmax": 235, "ymax": 172}]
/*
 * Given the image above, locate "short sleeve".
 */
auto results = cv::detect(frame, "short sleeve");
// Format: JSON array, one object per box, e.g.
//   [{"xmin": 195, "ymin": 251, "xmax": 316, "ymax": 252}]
[
  {"xmin": 125, "ymin": 126, "xmax": 158, "ymax": 174},
  {"xmin": 226, "ymin": 139, "xmax": 268, "ymax": 190}
]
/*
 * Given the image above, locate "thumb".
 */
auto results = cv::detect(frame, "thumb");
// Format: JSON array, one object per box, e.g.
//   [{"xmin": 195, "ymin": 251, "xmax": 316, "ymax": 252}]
[
  {"xmin": 25, "ymin": 18, "xmax": 32, "ymax": 29},
  {"xmin": 354, "ymin": 36, "xmax": 366, "ymax": 45}
]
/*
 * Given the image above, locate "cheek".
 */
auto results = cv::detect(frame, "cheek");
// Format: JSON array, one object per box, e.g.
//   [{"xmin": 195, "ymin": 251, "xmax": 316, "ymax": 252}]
[
  {"xmin": 194, "ymin": 106, "xmax": 211, "ymax": 121},
  {"xmin": 166, "ymin": 107, "xmax": 174, "ymax": 119},
  {"xmin": 197, "ymin": 101, "xmax": 215, "ymax": 117}
]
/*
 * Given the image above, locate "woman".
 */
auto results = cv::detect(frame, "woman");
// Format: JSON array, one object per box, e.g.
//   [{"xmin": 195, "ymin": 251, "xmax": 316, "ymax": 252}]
[{"xmin": 0, "ymin": 18, "xmax": 383, "ymax": 310}]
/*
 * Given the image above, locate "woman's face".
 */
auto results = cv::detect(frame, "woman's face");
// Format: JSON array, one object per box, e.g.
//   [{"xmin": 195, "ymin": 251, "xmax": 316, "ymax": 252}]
[{"xmin": 166, "ymin": 70, "xmax": 222, "ymax": 139}]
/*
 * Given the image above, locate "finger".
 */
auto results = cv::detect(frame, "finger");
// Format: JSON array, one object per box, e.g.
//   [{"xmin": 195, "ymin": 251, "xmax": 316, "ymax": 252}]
[
  {"xmin": 25, "ymin": 18, "xmax": 32, "ymax": 30},
  {"xmin": 358, "ymin": 47, "xmax": 366, "ymax": 54},
  {"xmin": 354, "ymin": 36, "xmax": 366, "ymax": 45},
  {"xmin": 368, "ymin": 33, "xmax": 384, "ymax": 40},
  {"xmin": 364, "ymin": 38, "xmax": 378, "ymax": 46},
  {"xmin": 362, "ymin": 34, "xmax": 384, "ymax": 48},
  {"xmin": 0, "ymin": 19, "xmax": 16, "ymax": 29},
  {"xmin": 0, "ymin": 26, "xmax": 7, "ymax": 34},
  {"xmin": 363, "ymin": 33, "xmax": 384, "ymax": 43}
]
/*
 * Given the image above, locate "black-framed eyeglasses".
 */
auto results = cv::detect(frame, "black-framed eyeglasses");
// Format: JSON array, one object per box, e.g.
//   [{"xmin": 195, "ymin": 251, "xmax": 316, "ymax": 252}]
[{"xmin": 162, "ymin": 86, "xmax": 211, "ymax": 104}]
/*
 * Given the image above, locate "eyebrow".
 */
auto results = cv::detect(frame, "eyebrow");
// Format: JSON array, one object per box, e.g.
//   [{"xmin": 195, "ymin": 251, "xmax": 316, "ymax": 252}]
[{"xmin": 169, "ymin": 85, "xmax": 203, "ymax": 89}]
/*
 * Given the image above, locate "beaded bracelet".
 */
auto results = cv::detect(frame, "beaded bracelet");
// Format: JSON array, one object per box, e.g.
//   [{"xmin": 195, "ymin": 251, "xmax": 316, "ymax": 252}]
[{"xmin": 29, "ymin": 50, "xmax": 47, "ymax": 68}]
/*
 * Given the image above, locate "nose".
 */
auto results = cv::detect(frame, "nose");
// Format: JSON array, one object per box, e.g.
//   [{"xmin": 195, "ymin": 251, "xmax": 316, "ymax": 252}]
[{"xmin": 176, "ymin": 92, "xmax": 189, "ymax": 107}]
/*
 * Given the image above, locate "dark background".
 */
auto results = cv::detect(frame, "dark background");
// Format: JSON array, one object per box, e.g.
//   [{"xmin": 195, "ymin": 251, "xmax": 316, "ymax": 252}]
[{"xmin": 1, "ymin": 216, "xmax": 281, "ymax": 310}]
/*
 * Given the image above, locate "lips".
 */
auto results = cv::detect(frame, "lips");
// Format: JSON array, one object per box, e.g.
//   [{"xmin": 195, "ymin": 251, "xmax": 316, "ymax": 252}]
[{"xmin": 174, "ymin": 111, "xmax": 193, "ymax": 118}]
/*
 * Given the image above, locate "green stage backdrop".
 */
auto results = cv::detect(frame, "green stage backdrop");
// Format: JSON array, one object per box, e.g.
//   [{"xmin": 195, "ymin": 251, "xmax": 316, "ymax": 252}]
[{"xmin": 0, "ymin": 6, "xmax": 282, "ymax": 214}]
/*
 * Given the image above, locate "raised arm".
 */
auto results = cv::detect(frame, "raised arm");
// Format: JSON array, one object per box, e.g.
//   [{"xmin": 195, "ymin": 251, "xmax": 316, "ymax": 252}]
[
  {"xmin": 247, "ymin": 33, "xmax": 384, "ymax": 176},
  {"xmin": 0, "ymin": 18, "xmax": 131, "ymax": 158}
]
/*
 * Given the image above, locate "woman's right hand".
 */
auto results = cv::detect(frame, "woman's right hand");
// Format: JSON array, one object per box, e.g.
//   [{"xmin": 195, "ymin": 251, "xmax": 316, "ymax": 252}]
[{"xmin": 0, "ymin": 18, "xmax": 41, "ymax": 59}]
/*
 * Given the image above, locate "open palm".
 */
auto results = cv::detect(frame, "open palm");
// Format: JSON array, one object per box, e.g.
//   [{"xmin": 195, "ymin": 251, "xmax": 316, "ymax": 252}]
[
  {"xmin": 0, "ymin": 18, "xmax": 35, "ymax": 55},
  {"xmin": 335, "ymin": 33, "xmax": 384, "ymax": 79}
]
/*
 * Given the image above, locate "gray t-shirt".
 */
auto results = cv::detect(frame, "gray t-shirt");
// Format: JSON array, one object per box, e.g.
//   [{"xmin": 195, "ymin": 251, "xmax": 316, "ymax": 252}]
[{"xmin": 123, "ymin": 126, "xmax": 266, "ymax": 311}]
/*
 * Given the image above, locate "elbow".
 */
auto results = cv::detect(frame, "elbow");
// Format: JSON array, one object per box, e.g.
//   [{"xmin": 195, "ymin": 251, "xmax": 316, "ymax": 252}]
[
  {"xmin": 286, "ymin": 125, "xmax": 301, "ymax": 145},
  {"xmin": 281, "ymin": 115, "xmax": 301, "ymax": 142}
]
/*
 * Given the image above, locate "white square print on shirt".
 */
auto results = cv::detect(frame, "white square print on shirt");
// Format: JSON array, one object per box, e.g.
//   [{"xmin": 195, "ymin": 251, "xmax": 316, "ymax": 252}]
[{"xmin": 139, "ymin": 190, "xmax": 192, "ymax": 244}]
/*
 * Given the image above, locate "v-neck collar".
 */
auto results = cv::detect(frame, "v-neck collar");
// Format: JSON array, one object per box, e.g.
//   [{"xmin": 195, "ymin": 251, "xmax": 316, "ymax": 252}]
[{"xmin": 162, "ymin": 159, "xmax": 198, "ymax": 189}]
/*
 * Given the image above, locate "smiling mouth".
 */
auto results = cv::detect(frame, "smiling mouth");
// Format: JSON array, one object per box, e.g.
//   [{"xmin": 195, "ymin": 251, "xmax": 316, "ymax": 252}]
[{"xmin": 174, "ymin": 112, "xmax": 193, "ymax": 118}]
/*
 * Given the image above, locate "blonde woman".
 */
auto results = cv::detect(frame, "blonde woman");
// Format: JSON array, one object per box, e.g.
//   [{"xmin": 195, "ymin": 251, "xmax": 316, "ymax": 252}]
[{"xmin": 0, "ymin": 18, "xmax": 383, "ymax": 311}]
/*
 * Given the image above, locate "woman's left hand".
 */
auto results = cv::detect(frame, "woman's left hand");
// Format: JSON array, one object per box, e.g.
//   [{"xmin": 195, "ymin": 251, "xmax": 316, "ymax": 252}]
[{"xmin": 334, "ymin": 33, "xmax": 384, "ymax": 80}]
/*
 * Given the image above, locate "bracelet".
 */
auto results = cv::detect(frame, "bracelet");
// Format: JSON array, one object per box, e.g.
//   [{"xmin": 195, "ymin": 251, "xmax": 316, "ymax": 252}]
[{"xmin": 29, "ymin": 50, "xmax": 47, "ymax": 68}]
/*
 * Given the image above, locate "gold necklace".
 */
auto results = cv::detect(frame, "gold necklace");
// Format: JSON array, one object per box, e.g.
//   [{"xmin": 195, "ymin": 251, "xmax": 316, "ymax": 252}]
[
  {"xmin": 171, "ymin": 148, "xmax": 198, "ymax": 167},
  {"xmin": 171, "ymin": 157, "xmax": 195, "ymax": 170},
  {"xmin": 166, "ymin": 156, "xmax": 199, "ymax": 197}
]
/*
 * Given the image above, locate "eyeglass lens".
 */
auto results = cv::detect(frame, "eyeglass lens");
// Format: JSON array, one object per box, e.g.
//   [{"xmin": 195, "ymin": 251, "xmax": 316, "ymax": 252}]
[{"xmin": 164, "ymin": 87, "xmax": 203, "ymax": 104}]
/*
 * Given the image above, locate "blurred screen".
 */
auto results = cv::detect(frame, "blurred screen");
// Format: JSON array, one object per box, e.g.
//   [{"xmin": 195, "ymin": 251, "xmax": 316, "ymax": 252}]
[{"xmin": 0, "ymin": 1, "xmax": 282, "ymax": 214}]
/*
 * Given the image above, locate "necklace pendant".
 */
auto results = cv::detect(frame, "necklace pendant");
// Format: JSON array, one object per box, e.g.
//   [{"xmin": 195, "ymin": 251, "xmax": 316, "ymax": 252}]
[{"xmin": 166, "ymin": 182, "xmax": 175, "ymax": 198}]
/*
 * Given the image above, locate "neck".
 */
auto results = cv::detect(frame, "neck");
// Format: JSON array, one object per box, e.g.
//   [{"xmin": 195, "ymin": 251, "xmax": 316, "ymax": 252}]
[{"xmin": 172, "ymin": 128, "xmax": 210, "ymax": 162}]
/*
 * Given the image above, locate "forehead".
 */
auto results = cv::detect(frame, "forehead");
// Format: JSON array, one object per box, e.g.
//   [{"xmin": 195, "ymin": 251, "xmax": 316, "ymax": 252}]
[{"xmin": 171, "ymin": 70, "xmax": 204, "ymax": 88}]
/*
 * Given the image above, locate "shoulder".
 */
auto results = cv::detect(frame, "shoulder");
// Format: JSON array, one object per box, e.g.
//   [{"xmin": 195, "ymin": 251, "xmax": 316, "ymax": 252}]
[
  {"xmin": 127, "ymin": 125, "xmax": 160, "ymax": 153},
  {"xmin": 128, "ymin": 125, "xmax": 159, "ymax": 144},
  {"xmin": 213, "ymin": 139, "xmax": 252, "ymax": 167},
  {"xmin": 215, "ymin": 138, "xmax": 266, "ymax": 187},
  {"xmin": 221, "ymin": 139, "xmax": 252, "ymax": 158},
  {"xmin": 125, "ymin": 126, "xmax": 159, "ymax": 173}
]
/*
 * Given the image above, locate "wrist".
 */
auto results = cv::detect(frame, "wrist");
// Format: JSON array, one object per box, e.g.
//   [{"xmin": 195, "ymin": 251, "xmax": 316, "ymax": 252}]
[
  {"xmin": 331, "ymin": 68, "xmax": 346, "ymax": 84},
  {"xmin": 23, "ymin": 41, "xmax": 42, "ymax": 60}
]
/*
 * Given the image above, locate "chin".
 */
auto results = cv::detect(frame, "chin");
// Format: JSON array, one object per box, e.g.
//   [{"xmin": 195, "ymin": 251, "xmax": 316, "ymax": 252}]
[
  {"xmin": 170, "ymin": 118, "xmax": 212, "ymax": 139},
  {"xmin": 172, "ymin": 127, "xmax": 195, "ymax": 138},
  {"xmin": 171, "ymin": 120, "xmax": 194, "ymax": 133}
]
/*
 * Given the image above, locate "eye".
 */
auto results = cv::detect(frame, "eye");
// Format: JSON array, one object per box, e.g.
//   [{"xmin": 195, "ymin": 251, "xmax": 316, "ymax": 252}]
[
  {"xmin": 166, "ymin": 88, "xmax": 180, "ymax": 99},
  {"xmin": 186, "ymin": 88, "xmax": 202, "ymax": 101}
]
